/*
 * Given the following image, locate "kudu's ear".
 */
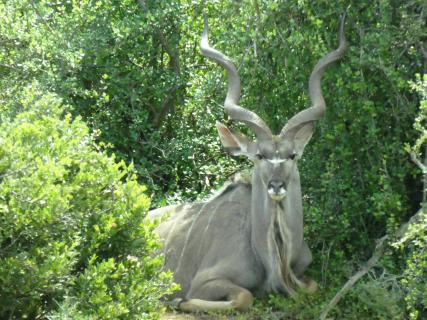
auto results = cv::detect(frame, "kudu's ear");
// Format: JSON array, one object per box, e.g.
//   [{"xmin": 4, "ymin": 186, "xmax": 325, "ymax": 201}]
[
  {"xmin": 216, "ymin": 122, "xmax": 252, "ymax": 157},
  {"xmin": 281, "ymin": 122, "xmax": 314, "ymax": 156}
]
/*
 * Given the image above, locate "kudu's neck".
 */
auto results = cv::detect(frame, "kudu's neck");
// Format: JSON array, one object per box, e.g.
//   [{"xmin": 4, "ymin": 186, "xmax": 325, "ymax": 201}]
[{"xmin": 249, "ymin": 169, "xmax": 304, "ymax": 295}]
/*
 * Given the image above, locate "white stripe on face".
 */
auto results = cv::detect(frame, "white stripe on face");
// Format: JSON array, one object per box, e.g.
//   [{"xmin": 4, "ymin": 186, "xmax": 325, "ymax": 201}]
[{"xmin": 267, "ymin": 158, "xmax": 286, "ymax": 164}]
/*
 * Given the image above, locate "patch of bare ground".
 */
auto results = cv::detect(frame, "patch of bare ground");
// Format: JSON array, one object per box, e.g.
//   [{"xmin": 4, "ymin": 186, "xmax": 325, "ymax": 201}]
[
  {"xmin": 160, "ymin": 311, "xmax": 271, "ymax": 320},
  {"xmin": 160, "ymin": 312, "xmax": 223, "ymax": 320}
]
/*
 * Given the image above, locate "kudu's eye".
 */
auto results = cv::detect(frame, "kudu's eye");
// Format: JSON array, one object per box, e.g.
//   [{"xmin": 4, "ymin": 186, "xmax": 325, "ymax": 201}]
[
  {"xmin": 255, "ymin": 153, "xmax": 265, "ymax": 160},
  {"xmin": 288, "ymin": 153, "xmax": 297, "ymax": 160}
]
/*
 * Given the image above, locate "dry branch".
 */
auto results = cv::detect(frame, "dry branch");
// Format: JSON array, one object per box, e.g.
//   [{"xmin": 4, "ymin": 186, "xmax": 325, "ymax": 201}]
[
  {"xmin": 319, "ymin": 208, "xmax": 425, "ymax": 320},
  {"xmin": 319, "ymin": 236, "xmax": 387, "ymax": 320}
]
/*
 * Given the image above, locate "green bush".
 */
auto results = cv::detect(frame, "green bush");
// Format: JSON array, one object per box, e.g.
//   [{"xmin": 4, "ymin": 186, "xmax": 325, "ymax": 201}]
[
  {"xmin": 0, "ymin": 85, "xmax": 176, "ymax": 319},
  {"xmin": 393, "ymin": 74, "xmax": 427, "ymax": 320}
]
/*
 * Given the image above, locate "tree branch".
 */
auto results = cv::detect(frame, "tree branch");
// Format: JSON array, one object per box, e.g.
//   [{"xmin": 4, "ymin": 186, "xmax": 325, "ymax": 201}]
[
  {"xmin": 319, "ymin": 236, "xmax": 387, "ymax": 320},
  {"xmin": 410, "ymin": 151, "xmax": 426, "ymax": 173},
  {"xmin": 137, "ymin": 0, "xmax": 180, "ymax": 74},
  {"xmin": 410, "ymin": 145, "xmax": 427, "ymax": 203},
  {"xmin": 153, "ymin": 84, "xmax": 186, "ymax": 127},
  {"xmin": 137, "ymin": 0, "xmax": 182, "ymax": 127},
  {"xmin": 319, "ymin": 206, "xmax": 425, "ymax": 320}
]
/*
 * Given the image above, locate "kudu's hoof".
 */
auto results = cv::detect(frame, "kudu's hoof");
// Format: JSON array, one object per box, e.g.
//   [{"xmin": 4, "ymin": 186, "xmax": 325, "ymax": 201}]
[
  {"xmin": 302, "ymin": 276, "xmax": 319, "ymax": 294},
  {"xmin": 165, "ymin": 298, "xmax": 183, "ymax": 310}
]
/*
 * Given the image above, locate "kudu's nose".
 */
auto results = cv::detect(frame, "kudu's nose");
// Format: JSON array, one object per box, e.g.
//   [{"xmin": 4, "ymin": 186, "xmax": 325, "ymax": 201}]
[
  {"xmin": 268, "ymin": 180, "xmax": 286, "ymax": 194},
  {"xmin": 267, "ymin": 180, "xmax": 287, "ymax": 201}
]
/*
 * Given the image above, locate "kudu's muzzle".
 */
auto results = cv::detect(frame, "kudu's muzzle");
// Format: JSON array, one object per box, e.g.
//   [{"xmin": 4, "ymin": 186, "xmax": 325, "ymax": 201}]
[{"xmin": 267, "ymin": 180, "xmax": 287, "ymax": 201}]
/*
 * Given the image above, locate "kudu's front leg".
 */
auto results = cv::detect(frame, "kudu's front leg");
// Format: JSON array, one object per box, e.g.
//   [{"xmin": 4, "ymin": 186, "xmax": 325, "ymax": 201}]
[
  {"xmin": 178, "ymin": 279, "xmax": 253, "ymax": 312},
  {"xmin": 292, "ymin": 241, "xmax": 318, "ymax": 293}
]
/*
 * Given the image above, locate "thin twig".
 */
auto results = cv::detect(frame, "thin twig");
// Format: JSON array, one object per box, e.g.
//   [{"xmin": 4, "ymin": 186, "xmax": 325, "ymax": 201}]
[
  {"xmin": 252, "ymin": 0, "xmax": 262, "ymax": 58},
  {"xmin": 29, "ymin": 0, "xmax": 54, "ymax": 33}
]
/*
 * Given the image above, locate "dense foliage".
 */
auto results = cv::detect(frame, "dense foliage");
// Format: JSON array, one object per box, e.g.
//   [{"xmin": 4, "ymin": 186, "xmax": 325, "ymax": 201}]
[
  {"xmin": 393, "ymin": 74, "xmax": 427, "ymax": 319},
  {"xmin": 0, "ymin": 0, "xmax": 426, "ymax": 318},
  {"xmin": 0, "ymin": 86, "xmax": 176, "ymax": 319}
]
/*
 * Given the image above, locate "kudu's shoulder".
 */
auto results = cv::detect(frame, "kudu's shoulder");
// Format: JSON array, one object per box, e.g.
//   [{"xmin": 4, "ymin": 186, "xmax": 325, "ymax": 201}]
[{"xmin": 208, "ymin": 172, "xmax": 251, "ymax": 202}]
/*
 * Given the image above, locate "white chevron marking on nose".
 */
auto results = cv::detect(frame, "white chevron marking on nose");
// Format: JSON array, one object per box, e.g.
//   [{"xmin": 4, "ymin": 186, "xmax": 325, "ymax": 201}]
[{"xmin": 267, "ymin": 158, "xmax": 286, "ymax": 164}]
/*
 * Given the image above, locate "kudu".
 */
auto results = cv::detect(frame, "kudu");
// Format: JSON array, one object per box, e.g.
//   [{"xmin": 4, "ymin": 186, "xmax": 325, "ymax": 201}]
[{"xmin": 149, "ymin": 15, "xmax": 347, "ymax": 312}]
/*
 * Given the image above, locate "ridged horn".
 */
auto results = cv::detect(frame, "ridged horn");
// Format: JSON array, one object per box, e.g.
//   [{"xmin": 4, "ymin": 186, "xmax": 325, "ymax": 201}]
[
  {"xmin": 201, "ymin": 15, "xmax": 272, "ymax": 140},
  {"xmin": 280, "ymin": 13, "xmax": 348, "ymax": 136}
]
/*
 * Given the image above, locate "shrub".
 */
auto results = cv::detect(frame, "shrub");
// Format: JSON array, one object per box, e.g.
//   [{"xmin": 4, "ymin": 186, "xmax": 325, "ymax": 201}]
[
  {"xmin": 393, "ymin": 74, "xmax": 427, "ymax": 320},
  {"xmin": 0, "ymin": 85, "xmax": 176, "ymax": 319}
]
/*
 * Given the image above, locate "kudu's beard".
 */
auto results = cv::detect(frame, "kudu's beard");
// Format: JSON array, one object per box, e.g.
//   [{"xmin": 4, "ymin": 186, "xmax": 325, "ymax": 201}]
[{"xmin": 264, "ymin": 200, "xmax": 303, "ymax": 295}]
